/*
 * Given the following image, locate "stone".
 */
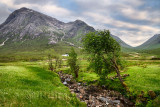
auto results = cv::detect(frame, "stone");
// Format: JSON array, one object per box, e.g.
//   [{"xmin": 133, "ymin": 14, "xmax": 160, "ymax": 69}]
[
  {"xmin": 112, "ymin": 100, "xmax": 120, "ymax": 104},
  {"xmin": 63, "ymin": 81, "xmax": 67, "ymax": 85},
  {"xmin": 78, "ymin": 83, "xmax": 81, "ymax": 86},
  {"xmin": 74, "ymin": 88, "xmax": 80, "ymax": 93},
  {"xmin": 85, "ymin": 100, "xmax": 88, "ymax": 104},
  {"xmin": 116, "ymin": 105, "xmax": 121, "ymax": 107},
  {"xmin": 148, "ymin": 90, "xmax": 156, "ymax": 99},
  {"xmin": 99, "ymin": 97, "xmax": 110, "ymax": 104},
  {"xmin": 79, "ymin": 95, "xmax": 83, "ymax": 99},
  {"xmin": 65, "ymin": 78, "xmax": 71, "ymax": 82},
  {"xmin": 83, "ymin": 83, "xmax": 87, "ymax": 86},
  {"xmin": 80, "ymin": 88, "xmax": 85, "ymax": 94}
]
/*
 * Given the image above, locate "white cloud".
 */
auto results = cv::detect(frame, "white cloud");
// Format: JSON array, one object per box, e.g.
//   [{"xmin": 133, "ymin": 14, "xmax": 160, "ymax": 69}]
[
  {"xmin": 0, "ymin": 0, "xmax": 72, "ymax": 22},
  {"xmin": 82, "ymin": 11, "xmax": 160, "ymax": 46}
]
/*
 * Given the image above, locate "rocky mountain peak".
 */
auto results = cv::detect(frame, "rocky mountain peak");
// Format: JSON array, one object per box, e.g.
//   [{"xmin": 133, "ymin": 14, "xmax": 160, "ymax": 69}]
[
  {"xmin": 73, "ymin": 20, "xmax": 87, "ymax": 26},
  {"xmin": 0, "ymin": 7, "xmax": 96, "ymax": 46}
]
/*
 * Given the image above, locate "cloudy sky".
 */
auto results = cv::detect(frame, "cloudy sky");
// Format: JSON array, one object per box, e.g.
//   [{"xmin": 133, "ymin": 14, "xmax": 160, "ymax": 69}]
[{"xmin": 0, "ymin": 0, "xmax": 160, "ymax": 46}]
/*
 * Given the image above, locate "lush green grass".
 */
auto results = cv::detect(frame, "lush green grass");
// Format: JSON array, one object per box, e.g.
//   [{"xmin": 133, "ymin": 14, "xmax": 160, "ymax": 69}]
[
  {"xmin": 0, "ymin": 39, "xmax": 82, "ymax": 62},
  {"xmin": 71, "ymin": 59, "xmax": 160, "ymax": 94},
  {"xmin": 0, "ymin": 62, "xmax": 86, "ymax": 107},
  {"xmin": 77, "ymin": 72, "xmax": 99, "ymax": 84},
  {"xmin": 124, "ymin": 65, "xmax": 160, "ymax": 93}
]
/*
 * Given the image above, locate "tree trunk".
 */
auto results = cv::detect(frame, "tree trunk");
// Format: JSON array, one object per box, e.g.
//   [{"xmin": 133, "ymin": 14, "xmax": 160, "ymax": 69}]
[
  {"xmin": 102, "ymin": 55, "xmax": 128, "ymax": 90},
  {"xmin": 75, "ymin": 71, "xmax": 78, "ymax": 78},
  {"xmin": 75, "ymin": 66, "xmax": 79, "ymax": 78},
  {"xmin": 111, "ymin": 59, "xmax": 128, "ymax": 89}
]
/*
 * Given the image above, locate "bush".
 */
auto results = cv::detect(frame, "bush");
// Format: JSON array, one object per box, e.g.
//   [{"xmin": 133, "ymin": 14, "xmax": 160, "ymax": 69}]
[{"xmin": 67, "ymin": 48, "xmax": 79, "ymax": 78}]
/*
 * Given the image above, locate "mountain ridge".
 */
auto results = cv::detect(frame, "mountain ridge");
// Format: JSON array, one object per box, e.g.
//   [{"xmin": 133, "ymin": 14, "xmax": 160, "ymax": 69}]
[{"xmin": 0, "ymin": 7, "xmax": 131, "ymax": 49}]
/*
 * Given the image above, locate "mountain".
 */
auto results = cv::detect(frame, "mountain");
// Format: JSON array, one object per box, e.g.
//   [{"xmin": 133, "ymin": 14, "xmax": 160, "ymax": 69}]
[
  {"xmin": 111, "ymin": 34, "xmax": 132, "ymax": 48},
  {"xmin": 0, "ymin": 7, "xmax": 95, "ymax": 46},
  {"xmin": 0, "ymin": 7, "xmax": 131, "ymax": 51},
  {"xmin": 136, "ymin": 34, "xmax": 160, "ymax": 50}
]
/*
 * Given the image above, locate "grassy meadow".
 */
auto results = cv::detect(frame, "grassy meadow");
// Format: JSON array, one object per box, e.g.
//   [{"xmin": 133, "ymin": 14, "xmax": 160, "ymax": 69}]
[
  {"xmin": 0, "ymin": 48, "xmax": 160, "ymax": 106},
  {"xmin": 0, "ymin": 62, "xmax": 86, "ymax": 107}
]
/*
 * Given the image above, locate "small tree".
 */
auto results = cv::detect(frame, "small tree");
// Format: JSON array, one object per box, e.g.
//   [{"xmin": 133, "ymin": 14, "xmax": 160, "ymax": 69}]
[
  {"xmin": 46, "ymin": 49, "xmax": 55, "ymax": 71},
  {"xmin": 45, "ymin": 49, "xmax": 63, "ymax": 71},
  {"xmin": 55, "ymin": 56, "xmax": 63, "ymax": 69},
  {"xmin": 82, "ymin": 30, "xmax": 126, "ymax": 88},
  {"xmin": 67, "ymin": 48, "xmax": 79, "ymax": 78}
]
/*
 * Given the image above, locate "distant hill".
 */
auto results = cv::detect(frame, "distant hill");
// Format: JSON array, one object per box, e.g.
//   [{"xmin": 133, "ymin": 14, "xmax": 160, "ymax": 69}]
[{"xmin": 136, "ymin": 34, "xmax": 160, "ymax": 50}]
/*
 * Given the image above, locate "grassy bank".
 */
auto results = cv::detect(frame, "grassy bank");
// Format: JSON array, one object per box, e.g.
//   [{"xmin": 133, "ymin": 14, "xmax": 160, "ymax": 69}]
[{"xmin": 0, "ymin": 62, "xmax": 86, "ymax": 107}]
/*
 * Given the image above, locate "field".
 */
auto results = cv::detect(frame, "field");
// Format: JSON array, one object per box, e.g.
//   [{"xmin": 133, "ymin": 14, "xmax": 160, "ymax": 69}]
[
  {"xmin": 125, "ymin": 65, "xmax": 160, "ymax": 92},
  {"xmin": 0, "ymin": 62, "xmax": 86, "ymax": 107},
  {"xmin": 0, "ymin": 51, "xmax": 160, "ymax": 106}
]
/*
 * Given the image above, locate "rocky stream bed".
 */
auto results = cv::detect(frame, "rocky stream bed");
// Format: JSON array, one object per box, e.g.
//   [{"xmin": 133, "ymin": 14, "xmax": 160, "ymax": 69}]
[{"xmin": 58, "ymin": 71, "xmax": 135, "ymax": 107}]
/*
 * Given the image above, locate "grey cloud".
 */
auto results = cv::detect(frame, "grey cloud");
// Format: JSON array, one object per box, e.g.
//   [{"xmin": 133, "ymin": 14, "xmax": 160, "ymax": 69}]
[
  {"xmin": 13, "ymin": 0, "xmax": 55, "ymax": 5},
  {"xmin": 0, "ymin": 4, "xmax": 11, "ymax": 24}
]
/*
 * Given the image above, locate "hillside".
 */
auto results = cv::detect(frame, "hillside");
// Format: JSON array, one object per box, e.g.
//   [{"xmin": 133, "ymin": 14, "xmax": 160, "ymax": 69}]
[
  {"xmin": 0, "ymin": 7, "xmax": 94, "ymax": 48},
  {"xmin": 136, "ymin": 34, "xmax": 160, "ymax": 50},
  {"xmin": 111, "ymin": 34, "xmax": 132, "ymax": 48},
  {"xmin": 134, "ymin": 34, "xmax": 160, "ymax": 55},
  {"xmin": 0, "ymin": 62, "xmax": 85, "ymax": 106}
]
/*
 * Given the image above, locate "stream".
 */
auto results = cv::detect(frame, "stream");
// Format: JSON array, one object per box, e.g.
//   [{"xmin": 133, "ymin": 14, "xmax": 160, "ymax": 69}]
[{"xmin": 58, "ymin": 71, "xmax": 135, "ymax": 107}]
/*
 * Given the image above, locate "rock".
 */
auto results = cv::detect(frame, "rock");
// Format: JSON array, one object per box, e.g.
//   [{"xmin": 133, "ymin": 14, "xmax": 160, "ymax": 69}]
[
  {"xmin": 116, "ymin": 105, "xmax": 121, "ymax": 107},
  {"xmin": 79, "ymin": 95, "xmax": 83, "ymax": 99},
  {"xmin": 63, "ymin": 81, "xmax": 67, "ymax": 85},
  {"xmin": 99, "ymin": 97, "xmax": 110, "ymax": 104},
  {"xmin": 71, "ymin": 83, "xmax": 78, "ymax": 88},
  {"xmin": 83, "ymin": 94, "xmax": 89, "ymax": 100},
  {"xmin": 70, "ymin": 89, "xmax": 74, "ymax": 92},
  {"xmin": 65, "ymin": 78, "xmax": 71, "ymax": 82},
  {"xmin": 85, "ymin": 100, "xmax": 88, "ymax": 104},
  {"xmin": 83, "ymin": 83, "xmax": 87, "ymax": 86},
  {"xmin": 95, "ymin": 100, "xmax": 100, "ymax": 105},
  {"xmin": 77, "ymin": 83, "xmax": 81, "ymax": 86},
  {"xmin": 74, "ymin": 88, "xmax": 80, "ymax": 93},
  {"xmin": 80, "ymin": 88, "xmax": 85, "ymax": 94},
  {"xmin": 112, "ymin": 100, "xmax": 120, "ymax": 104},
  {"xmin": 148, "ymin": 90, "xmax": 156, "ymax": 99},
  {"xmin": 61, "ymin": 78, "xmax": 65, "ymax": 82}
]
